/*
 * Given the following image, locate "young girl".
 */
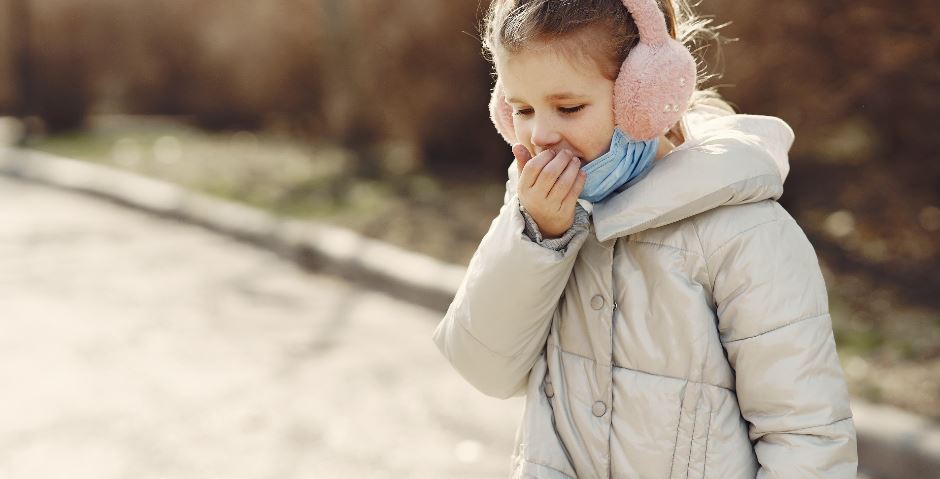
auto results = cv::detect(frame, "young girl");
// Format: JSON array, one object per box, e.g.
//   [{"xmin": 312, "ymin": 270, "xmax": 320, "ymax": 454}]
[{"xmin": 432, "ymin": 1, "xmax": 857, "ymax": 477}]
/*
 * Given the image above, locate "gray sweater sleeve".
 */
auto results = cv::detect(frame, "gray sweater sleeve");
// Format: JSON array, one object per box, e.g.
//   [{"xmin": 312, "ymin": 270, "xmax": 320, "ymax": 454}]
[{"xmin": 519, "ymin": 201, "xmax": 591, "ymax": 251}]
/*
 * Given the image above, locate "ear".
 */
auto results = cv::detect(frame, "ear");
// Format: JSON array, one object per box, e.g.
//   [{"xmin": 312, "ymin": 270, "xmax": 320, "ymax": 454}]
[{"xmin": 488, "ymin": 79, "xmax": 518, "ymax": 145}]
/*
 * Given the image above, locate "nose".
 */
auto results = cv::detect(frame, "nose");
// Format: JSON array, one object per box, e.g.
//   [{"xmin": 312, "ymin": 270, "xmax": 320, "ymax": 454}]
[{"xmin": 530, "ymin": 117, "xmax": 562, "ymax": 152}]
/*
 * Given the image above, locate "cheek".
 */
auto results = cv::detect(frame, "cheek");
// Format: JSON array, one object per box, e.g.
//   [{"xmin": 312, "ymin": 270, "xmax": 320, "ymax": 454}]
[
  {"xmin": 512, "ymin": 121, "xmax": 535, "ymax": 151},
  {"xmin": 573, "ymin": 127, "xmax": 613, "ymax": 161},
  {"xmin": 586, "ymin": 123, "xmax": 616, "ymax": 160}
]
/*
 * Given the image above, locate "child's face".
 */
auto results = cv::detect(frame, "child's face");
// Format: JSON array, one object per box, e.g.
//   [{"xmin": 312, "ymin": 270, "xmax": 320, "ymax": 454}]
[{"xmin": 496, "ymin": 43, "xmax": 616, "ymax": 164}]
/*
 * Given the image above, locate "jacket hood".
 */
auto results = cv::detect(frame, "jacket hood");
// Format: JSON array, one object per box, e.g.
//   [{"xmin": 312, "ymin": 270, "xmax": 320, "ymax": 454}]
[{"xmin": 590, "ymin": 104, "xmax": 795, "ymax": 242}]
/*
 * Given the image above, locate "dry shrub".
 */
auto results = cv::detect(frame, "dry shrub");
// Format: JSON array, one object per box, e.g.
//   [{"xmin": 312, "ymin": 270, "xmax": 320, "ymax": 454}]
[
  {"xmin": 0, "ymin": 1, "xmax": 18, "ymax": 111},
  {"xmin": 101, "ymin": 0, "xmax": 326, "ymax": 131},
  {"xmin": 698, "ymin": 0, "xmax": 940, "ymax": 307},
  {"xmin": 314, "ymin": 0, "xmax": 501, "ymax": 174},
  {"xmin": 2, "ymin": 0, "xmax": 502, "ymax": 171},
  {"xmin": 7, "ymin": 0, "xmax": 101, "ymax": 130}
]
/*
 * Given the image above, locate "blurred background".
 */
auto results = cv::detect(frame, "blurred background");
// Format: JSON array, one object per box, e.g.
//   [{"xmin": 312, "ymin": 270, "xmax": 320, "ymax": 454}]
[{"xmin": 0, "ymin": 0, "xmax": 938, "ymax": 477}]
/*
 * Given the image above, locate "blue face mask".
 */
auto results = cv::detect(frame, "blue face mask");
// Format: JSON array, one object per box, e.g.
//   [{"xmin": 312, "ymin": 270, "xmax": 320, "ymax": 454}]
[{"xmin": 578, "ymin": 128, "xmax": 659, "ymax": 203}]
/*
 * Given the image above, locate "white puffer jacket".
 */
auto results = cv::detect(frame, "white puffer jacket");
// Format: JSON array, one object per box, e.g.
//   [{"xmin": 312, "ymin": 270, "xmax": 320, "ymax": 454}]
[{"xmin": 432, "ymin": 106, "xmax": 857, "ymax": 478}]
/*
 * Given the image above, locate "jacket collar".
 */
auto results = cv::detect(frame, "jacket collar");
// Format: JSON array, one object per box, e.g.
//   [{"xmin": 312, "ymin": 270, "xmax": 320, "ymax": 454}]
[{"xmin": 590, "ymin": 107, "xmax": 796, "ymax": 242}]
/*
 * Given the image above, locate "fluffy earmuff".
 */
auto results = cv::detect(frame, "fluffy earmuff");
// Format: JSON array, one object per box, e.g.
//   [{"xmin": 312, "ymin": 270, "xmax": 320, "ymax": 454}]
[
  {"xmin": 487, "ymin": 0, "xmax": 697, "ymax": 144},
  {"xmin": 489, "ymin": 78, "xmax": 517, "ymax": 145},
  {"xmin": 613, "ymin": 0, "xmax": 696, "ymax": 140}
]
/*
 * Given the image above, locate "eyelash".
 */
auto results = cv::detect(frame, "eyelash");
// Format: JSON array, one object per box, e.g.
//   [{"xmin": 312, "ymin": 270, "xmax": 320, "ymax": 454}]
[{"xmin": 513, "ymin": 105, "xmax": 585, "ymax": 116}]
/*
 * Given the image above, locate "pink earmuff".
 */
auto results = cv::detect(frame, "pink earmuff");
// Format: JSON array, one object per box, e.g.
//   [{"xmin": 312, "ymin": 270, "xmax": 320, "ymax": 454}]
[
  {"xmin": 489, "ymin": 78, "xmax": 517, "ymax": 145},
  {"xmin": 488, "ymin": 0, "xmax": 697, "ymax": 143}
]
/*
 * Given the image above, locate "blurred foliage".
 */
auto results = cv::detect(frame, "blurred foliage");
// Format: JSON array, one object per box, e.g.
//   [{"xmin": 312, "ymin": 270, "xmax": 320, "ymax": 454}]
[
  {"xmin": 696, "ymin": 0, "xmax": 940, "ymax": 311},
  {"xmin": 0, "ymin": 0, "xmax": 503, "ymax": 175},
  {"xmin": 1, "ymin": 0, "xmax": 937, "ymax": 311}
]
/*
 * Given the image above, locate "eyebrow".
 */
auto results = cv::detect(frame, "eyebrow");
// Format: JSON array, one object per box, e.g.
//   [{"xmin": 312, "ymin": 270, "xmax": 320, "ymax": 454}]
[{"xmin": 506, "ymin": 92, "xmax": 587, "ymax": 103}]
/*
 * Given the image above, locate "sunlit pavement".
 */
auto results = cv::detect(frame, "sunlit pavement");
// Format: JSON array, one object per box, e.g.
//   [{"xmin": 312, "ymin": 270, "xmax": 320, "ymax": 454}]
[
  {"xmin": 0, "ymin": 176, "xmax": 521, "ymax": 479},
  {"xmin": 0, "ymin": 176, "xmax": 887, "ymax": 479}
]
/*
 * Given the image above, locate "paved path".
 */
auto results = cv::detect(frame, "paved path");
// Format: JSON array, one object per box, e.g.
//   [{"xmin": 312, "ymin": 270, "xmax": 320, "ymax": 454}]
[
  {"xmin": 0, "ymin": 176, "xmax": 522, "ymax": 479},
  {"xmin": 0, "ymin": 174, "xmax": 893, "ymax": 479}
]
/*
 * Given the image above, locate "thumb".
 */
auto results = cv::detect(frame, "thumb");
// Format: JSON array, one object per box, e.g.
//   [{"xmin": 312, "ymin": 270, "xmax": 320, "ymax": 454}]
[{"xmin": 512, "ymin": 144, "xmax": 532, "ymax": 175}]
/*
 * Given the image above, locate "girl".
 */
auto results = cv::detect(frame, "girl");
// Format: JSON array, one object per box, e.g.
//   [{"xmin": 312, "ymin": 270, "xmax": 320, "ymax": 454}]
[{"xmin": 432, "ymin": 0, "xmax": 857, "ymax": 477}]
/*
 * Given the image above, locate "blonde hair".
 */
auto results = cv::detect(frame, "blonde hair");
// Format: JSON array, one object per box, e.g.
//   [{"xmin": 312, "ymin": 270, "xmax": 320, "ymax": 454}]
[{"xmin": 482, "ymin": 0, "xmax": 737, "ymax": 124}]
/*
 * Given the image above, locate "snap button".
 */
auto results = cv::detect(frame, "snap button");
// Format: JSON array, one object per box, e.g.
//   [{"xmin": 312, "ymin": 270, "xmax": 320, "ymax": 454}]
[
  {"xmin": 544, "ymin": 382, "xmax": 555, "ymax": 398},
  {"xmin": 592, "ymin": 400, "xmax": 607, "ymax": 417},
  {"xmin": 590, "ymin": 294, "xmax": 605, "ymax": 310}
]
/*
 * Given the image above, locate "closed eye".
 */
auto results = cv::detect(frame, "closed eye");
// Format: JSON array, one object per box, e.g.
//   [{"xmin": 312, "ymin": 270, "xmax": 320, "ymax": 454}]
[
  {"xmin": 512, "ymin": 105, "xmax": 586, "ymax": 116},
  {"xmin": 559, "ymin": 105, "xmax": 585, "ymax": 114}
]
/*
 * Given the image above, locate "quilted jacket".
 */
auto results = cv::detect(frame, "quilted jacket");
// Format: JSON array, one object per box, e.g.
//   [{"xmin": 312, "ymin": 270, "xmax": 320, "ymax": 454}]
[{"xmin": 432, "ymin": 106, "xmax": 857, "ymax": 478}]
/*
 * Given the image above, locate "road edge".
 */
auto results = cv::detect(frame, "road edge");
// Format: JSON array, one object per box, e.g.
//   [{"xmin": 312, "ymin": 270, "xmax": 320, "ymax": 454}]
[{"xmin": 0, "ymin": 147, "xmax": 465, "ymax": 312}]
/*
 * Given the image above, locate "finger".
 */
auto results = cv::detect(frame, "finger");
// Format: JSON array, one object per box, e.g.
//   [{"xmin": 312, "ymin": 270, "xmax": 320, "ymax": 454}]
[
  {"xmin": 547, "ymin": 155, "xmax": 582, "ymax": 205},
  {"xmin": 512, "ymin": 144, "xmax": 532, "ymax": 177},
  {"xmin": 520, "ymin": 148, "xmax": 557, "ymax": 189},
  {"xmin": 533, "ymin": 149, "xmax": 573, "ymax": 198},
  {"xmin": 562, "ymin": 168, "xmax": 587, "ymax": 207}
]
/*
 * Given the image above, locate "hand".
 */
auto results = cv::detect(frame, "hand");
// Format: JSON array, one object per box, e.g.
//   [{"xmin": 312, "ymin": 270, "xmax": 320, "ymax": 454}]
[{"xmin": 513, "ymin": 144, "xmax": 587, "ymax": 239}]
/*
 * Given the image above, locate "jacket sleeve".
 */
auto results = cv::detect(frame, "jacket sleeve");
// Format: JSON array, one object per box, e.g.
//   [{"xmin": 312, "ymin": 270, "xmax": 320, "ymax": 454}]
[
  {"xmin": 706, "ymin": 208, "xmax": 857, "ymax": 478},
  {"xmin": 431, "ymin": 164, "xmax": 590, "ymax": 399}
]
